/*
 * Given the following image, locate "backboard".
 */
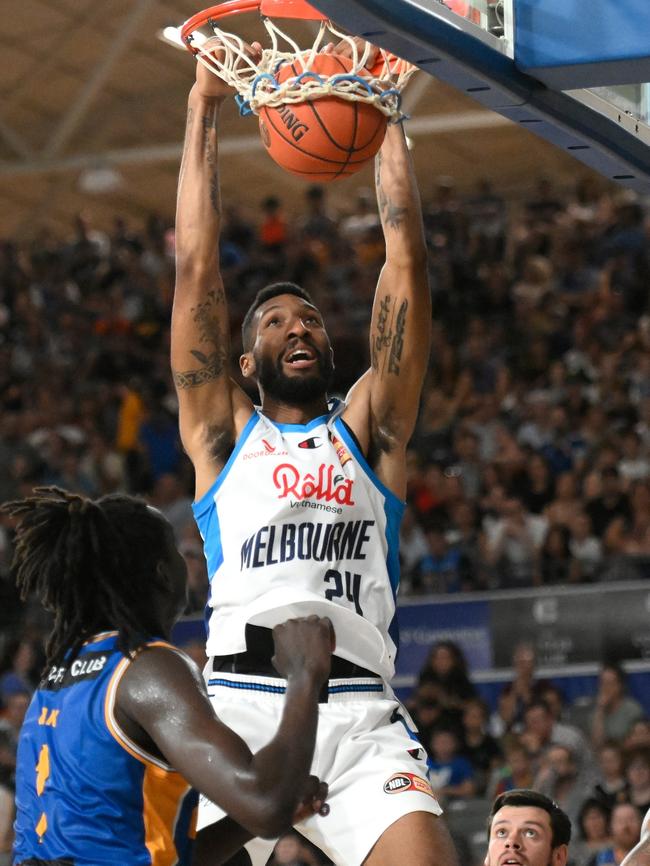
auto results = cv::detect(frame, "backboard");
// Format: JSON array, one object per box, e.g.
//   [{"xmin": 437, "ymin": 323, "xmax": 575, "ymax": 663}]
[{"xmin": 308, "ymin": 0, "xmax": 650, "ymax": 191}]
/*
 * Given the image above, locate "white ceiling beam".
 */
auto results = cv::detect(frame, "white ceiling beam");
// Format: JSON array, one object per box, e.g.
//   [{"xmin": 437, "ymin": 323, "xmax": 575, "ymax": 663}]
[
  {"xmin": 0, "ymin": 111, "xmax": 510, "ymax": 178},
  {"xmin": 42, "ymin": 0, "xmax": 157, "ymax": 159},
  {"xmin": 0, "ymin": 111, "xmax": 33, "ymax": 158}
]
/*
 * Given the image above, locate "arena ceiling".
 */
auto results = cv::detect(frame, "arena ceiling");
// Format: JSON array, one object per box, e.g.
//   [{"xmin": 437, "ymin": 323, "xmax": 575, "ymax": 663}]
[{"xmin": 0, "ymin": 0, "xmax": 606, "ymax": 238}]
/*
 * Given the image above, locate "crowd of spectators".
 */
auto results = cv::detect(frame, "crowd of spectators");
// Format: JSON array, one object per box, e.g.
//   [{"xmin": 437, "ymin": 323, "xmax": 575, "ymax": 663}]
[
  {"xmin": 0, "ymin": 170, "xmax": 649, "ymax": 862},
  {"xmin": 407, "ymin": 640, "xmax": 649, "ymax": 865}
]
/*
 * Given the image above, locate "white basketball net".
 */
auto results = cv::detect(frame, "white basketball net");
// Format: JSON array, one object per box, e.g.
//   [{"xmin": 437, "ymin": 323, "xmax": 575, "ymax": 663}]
[{"xmin": 185, "ymin": 17, "xmax": 417, "ymax": 121}]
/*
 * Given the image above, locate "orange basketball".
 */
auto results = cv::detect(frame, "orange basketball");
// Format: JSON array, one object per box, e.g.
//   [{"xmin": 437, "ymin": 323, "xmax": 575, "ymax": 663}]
[{"xmin": 258, "ymin": 53, "xmax": 388, "ymax": 182}]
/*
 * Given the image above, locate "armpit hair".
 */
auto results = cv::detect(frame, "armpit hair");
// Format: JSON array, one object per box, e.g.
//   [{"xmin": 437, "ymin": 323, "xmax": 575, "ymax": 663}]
[{"xmin": 206, "ymin": 425, "xmax": 236, "ymax": 464}]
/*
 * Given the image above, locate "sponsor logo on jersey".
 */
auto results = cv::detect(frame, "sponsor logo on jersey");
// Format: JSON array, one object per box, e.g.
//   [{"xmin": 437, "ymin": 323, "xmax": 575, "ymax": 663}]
[
  {"xmin": 383, "ymin": 773, "xmax": 435, "ymax": 797},
  {"xmin": 273, "ymin": 463, "xmax": 355, "ymax": 506},
  {"xmin": 298, "ymin": 436, "xmax": 321, "ymax": 449},
  {"xmin": 41, "ymin": 651, "xmax": 109, "ymax": 692},
  {"xmin": 329, "ymin": 432, "xmax": 352, "ymax": 467},
  {"xmin": 243, "ymin": 439, "xmax": 287, "ymax": 460}
]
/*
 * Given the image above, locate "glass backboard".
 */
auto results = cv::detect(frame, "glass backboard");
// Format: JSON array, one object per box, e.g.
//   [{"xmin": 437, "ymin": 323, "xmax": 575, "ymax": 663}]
[
  {"xmin": 309, "ymin": 0, "xmax": 650, "ymax": 189},
  {"xmin": 439, "ymin": 0, "xmax": 650, "ymax": 141}
]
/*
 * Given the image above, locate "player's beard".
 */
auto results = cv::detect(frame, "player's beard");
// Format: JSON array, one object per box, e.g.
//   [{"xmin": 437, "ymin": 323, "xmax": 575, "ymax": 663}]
[{"xmin": 256, "ymin": 347, "xmax": 334, "ymax": 406}]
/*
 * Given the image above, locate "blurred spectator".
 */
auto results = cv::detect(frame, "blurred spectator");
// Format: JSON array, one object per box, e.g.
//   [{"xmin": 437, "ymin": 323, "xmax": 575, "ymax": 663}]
[
  {"xmin": 590, "ymin": 802, "xmax": 642, "ymax": 866},
  {"xmin": 605, "ymin": 481, "xmax": 650, "ymax": 559},
  {"xmin": 545, "ymin": 472, "xmax": 583, "ymax": 528},
  {"xmin": 446, "ymin": 499, "xmax": 487, "ymax": 588},
  {"xmin": 428, "ymin": 728, "xmax": 476, "ymax": 800},
  {"xmin": 516, "ymin": 453, "xmax": 555, "ymax": 515},
  {"xmin": 491, "ymin": 740, "xmax": 535, "ymax": 798},
  {"xmin": 536, "ymin": 744, "xmax": 593, "ymax": 827},
  {"xmin": 618, "ymin": 431, "xmax": 650, "ymax": 486},
  {"xmin": 498, "ymin": 642, "xmax": 552, "ymax": 733},
  {"xmin": 571, "ymin": 799, "xmax": 613, "ymax": 866},
  {"xmin": 417, "ymin": 641, "xmax": 477, "ymax": 730},
  {"xmin": 0, "ymin": 639, "xmax": 40, "ymax": 702},
  {"xmin": 259, "ymin": 196, "xmax": 288, "ymax": 252},
  {"xmin": 594, "ymin": 743, "xmax": 630, "ymax": 810},
  {"xmin": 569, "ymin": 512, "xmax": 604, "ymax": 580},
  {"xmin": 591, "ymin": 666, "xmax": 645, "ymax": 749},
  {"xmin": 416, "ymin": 525, "xmax": 471, "ymax": 593},
  {"xmin": 0, "ymin": 691, "xmax": 29, "ymax": 790},
  {"xmin": 149, "ymin": 473, "xmax": 193, "ymax": 540},
  {"xmin": 461, "ymin": 698, "xmax": 503, "ymax": 795},
  {"xmin": 399, "ymin": 504, "xmax": 429, "ymax": 590},
  {"xmin": 586, "ymin": 468, "xmax": 631, "ymax": 539},
  {"xmin": 624, "ymin": 749, "xmax": 650, "ymax": 815},
  {"xmin": 485, "ymin": 497, "xmax": 547, "ymax": 587},
  {"xmin": 538, "ymin": 523, "xmax": 576, "ymax": 584},
  {"xmin": 624, "ymin": 722, "xmax": 650, "ymax": 753},
  {"xmin": 522, "ymin": 699, "xmax": 595, "ymax": 784}
]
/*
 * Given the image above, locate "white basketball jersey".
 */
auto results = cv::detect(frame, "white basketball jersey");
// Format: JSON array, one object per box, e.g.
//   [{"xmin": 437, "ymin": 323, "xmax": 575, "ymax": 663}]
[{"xmin": 192, "ymin": 401, "xmax": 404, "ymax": 681}]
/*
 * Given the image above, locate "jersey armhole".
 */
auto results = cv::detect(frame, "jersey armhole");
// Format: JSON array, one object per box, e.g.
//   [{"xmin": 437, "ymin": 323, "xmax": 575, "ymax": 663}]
[
  {"xmin": 104, "ymin": 641, "xmax": 190, "ymax": 773},
  {"xmin": 193, "ymin": 411, "xmax": 261, "ymax": 517}
]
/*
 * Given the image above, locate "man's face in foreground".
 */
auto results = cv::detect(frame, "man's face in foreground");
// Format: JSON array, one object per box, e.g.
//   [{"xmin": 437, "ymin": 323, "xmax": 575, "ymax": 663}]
[{"xmin": 485, "ymin": 806, "xmax": 567, "ymax": 866}]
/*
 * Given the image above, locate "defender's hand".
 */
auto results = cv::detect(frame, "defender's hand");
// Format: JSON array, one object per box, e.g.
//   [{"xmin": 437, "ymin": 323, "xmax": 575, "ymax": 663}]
[
  {"xmin": 293, "ymin": 776, "xmax": 330, "ymax": 823},
  {"xmin": 272, "ymin": 616, "xmax": 335, "ymax": 686}
]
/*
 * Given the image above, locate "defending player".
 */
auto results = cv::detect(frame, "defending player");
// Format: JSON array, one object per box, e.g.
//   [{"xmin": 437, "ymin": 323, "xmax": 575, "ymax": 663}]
[
  {"xmin": 5, "ymin": 487, "xmax": 331, "ymax": 866},
  {"xmin": 172, "ymin": 45, "xmax": 458, "ymax": 866}
]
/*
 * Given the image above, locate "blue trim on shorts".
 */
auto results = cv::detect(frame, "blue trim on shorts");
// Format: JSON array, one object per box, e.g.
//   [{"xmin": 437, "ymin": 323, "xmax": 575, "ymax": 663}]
[
  {"xmin": 328, "ymin": 682, "xmax": 384, "ymax": 694},
  {"xmin": 208, "ymin": 678, "xmax": 287, "ymax": 694},
  {"xmin": 208, "ymin": 678, "xmax": 384, "ymax": 696}
]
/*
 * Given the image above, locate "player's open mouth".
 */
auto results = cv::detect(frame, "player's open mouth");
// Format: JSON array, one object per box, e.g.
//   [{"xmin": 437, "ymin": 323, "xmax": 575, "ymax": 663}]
[
  {"xmin": 500, "ymin": 858, "xmax": 525, "ymax": 865},
  {"xmin": 284, "ymin": 347, "xmax": 317, "ymax": 368}
]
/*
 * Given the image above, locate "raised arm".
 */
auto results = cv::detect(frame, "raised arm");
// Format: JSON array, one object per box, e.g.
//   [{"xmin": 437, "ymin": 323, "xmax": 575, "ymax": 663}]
[
  {"xmin": 117, "ymin": 617, "xmax": 332, "ymax": 858},
  {"xmin": 345, "ymin": 122, "xmax": 430, "ymax": 498},
  {"xmin": 172, "ymin": 63, "xmax": 254, "ymax": 496}
]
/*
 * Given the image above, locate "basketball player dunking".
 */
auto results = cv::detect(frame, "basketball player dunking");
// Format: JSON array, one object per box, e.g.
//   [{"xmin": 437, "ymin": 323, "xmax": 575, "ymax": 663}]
[{"xmin": 172, "ymin": 47, "xmax": 458, "ymax": 866}]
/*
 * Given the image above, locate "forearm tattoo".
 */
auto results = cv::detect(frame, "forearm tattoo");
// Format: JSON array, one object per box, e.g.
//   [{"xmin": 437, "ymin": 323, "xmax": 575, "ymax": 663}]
[
  {"xmin": 172, "ymin": 288, "xmax": 228, "ymax": 389},
  {"xmin": 375, "ymin": 152, "xmax": 408, "ymax": 231},
  {"xmin": 202, "ymin": 113, "xmax": 221, "ymax": 215},
  {"xmin": 388, "ymin": 300, "xmax": 408, "ymax": 375}
]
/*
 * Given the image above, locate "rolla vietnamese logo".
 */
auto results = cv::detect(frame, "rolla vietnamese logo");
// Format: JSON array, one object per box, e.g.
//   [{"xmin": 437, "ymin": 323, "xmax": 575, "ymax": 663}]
[{"xmin": 273, "ymin": 463, "xmax": 355, "ymax": 506}]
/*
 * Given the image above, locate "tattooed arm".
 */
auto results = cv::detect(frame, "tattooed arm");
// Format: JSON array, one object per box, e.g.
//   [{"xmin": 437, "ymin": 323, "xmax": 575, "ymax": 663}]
[
  {"xmin": 343, "ymin": 123, "xmax": 430, "ymax": 498},
  {"xmin": 172, "ymin": 63, "xmax": 255, "ymax": 497}
]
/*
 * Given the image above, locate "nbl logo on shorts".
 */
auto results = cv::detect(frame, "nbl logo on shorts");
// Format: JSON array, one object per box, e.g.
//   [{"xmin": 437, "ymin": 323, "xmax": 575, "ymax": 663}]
[{"xmin": 383, "ymin": 773, "xmax": 434, "ymax": 798}]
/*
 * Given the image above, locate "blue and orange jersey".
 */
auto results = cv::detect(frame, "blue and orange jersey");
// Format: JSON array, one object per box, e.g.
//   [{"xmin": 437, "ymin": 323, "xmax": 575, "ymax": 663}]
[{"xmin": 14, "ymin": 632, "xmax": 197, "ymax": 866}]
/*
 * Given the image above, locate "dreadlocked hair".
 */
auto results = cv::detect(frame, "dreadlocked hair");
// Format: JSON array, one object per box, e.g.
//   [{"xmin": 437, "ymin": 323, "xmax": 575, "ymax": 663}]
[{"xmin": 2, "ymin": 487, "xmax": 171, "ymax": 669}]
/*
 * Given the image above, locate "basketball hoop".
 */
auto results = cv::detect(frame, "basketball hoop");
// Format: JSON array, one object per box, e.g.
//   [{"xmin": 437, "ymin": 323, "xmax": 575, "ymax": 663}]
[{"xmin": 180, "ymin": 0, "xmax": 416, "ymax": 121}]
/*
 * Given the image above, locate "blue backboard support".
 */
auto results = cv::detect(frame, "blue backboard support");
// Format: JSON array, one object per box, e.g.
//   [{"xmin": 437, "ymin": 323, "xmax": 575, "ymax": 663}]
[
  {"xmin": 514, "ymin": 0, "xmax": 650, "ymax": 90},
  {"xmin": 307, "ymin": 0, "xmax": 650, "ymax": 192}
]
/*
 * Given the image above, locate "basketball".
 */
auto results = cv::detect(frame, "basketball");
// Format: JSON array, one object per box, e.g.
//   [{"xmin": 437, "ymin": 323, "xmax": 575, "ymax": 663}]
[{"xmin": 258, "ymin": 53, "xmax": 389, "ymax": 182}]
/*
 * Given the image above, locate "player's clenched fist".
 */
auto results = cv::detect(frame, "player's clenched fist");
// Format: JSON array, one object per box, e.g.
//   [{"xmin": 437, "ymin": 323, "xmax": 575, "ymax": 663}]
[{"xmin": 272, "ymin": 616, "xmax": 335, "ymax": 685}]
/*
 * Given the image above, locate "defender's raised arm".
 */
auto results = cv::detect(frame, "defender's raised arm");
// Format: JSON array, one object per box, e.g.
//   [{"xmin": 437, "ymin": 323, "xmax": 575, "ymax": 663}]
[{"xmin": 172, "ymin": 62, "xmax": 255, "ymax": 495}]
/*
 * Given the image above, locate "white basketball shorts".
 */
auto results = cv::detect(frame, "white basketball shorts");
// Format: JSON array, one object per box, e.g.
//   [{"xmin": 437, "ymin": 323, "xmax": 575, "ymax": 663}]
[{"xmin": 198, "ymin": 668, "xmax": 443, "ymax": 866}]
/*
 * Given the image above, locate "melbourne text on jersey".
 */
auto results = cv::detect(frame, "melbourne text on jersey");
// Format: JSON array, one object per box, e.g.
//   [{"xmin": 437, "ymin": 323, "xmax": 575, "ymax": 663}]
[{"xmin": 240, "ymin": 519, "xmax": 375, "ymax": 569}]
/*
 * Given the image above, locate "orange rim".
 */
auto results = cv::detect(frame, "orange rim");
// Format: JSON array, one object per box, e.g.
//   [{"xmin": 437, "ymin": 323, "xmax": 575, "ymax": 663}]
[
  {"xmin": 181, "ymin": 0, "xmax": 262, "ymax": 51},
  {"xmin": 181, "ymin": 0, "xmax": 328, "ymax": 51},
  {"xmin": 181, "ymin": 0, "xmax": 406, "ymax": 78}
]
